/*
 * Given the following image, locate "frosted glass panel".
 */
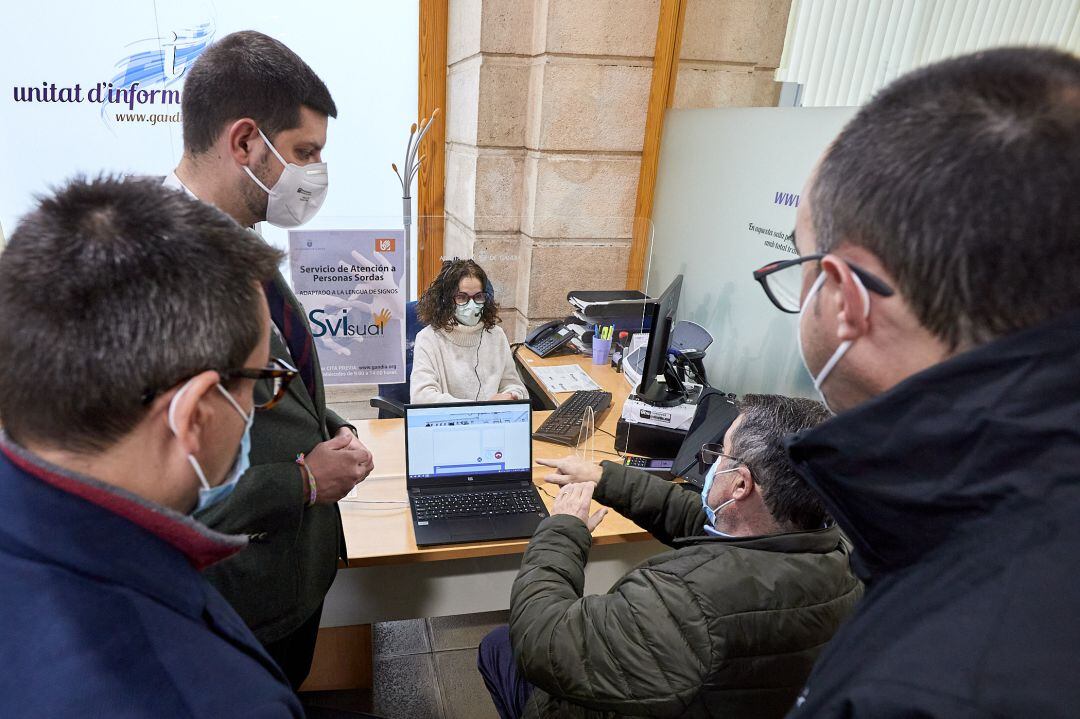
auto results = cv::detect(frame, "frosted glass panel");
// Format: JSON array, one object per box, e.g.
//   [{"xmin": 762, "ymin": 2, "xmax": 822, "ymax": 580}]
[{"xmin": 646, "ymin": 106, "xmax": 857, "ymax": 399}]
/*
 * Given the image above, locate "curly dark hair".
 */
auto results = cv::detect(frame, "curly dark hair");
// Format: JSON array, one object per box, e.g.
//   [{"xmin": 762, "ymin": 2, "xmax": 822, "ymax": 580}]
[{"xmin": 416, "ymin": 258, "xmax": 500, "ymax": 331}]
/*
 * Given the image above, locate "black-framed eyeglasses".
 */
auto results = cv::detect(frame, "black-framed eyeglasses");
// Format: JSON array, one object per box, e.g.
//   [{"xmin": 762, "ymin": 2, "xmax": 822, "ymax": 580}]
[
  {"xmin": 141, "ymin": 358, "xmax": 298, "ymax": 411},
  {"xmin": 453, "ymin": 291, "xmax": 489, "ymax": 306},
  {"xmin": 752, "ymin": 253, "xmax": 894, "ymax": 314}
]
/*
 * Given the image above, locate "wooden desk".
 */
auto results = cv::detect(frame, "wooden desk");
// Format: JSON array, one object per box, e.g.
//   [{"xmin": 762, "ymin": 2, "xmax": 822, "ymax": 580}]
[
  {"xmin": 308, "ymin": 360, "xmax": 664, "ymax": 691},
  {"xmin": 317, "ymin": 360, "xmax": 663, "ymax": 625},
  {"xmin": 339, "ymin": 412, "xmax": 648, "ymax": 567},
  {"xmin": 514, "ymin": 346, "xmax": 634, "ymax": 428}
]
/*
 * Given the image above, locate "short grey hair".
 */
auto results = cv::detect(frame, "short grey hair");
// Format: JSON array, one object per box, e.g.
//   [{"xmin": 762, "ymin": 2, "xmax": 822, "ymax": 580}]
[{"xmin": 729, "ymin": 394, "xmax": 831, "ymax": 531}]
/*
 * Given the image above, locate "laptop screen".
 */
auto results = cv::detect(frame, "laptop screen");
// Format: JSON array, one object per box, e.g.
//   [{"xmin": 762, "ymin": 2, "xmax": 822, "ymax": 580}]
[{"xmin": 405, "ymin": 401, "xmax": 532, "ymax": 483}]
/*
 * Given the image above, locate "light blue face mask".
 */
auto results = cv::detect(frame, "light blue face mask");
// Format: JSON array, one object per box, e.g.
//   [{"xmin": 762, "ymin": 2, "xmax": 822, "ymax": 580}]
[
  {"xmin": 168, "ymin": 380, "xmax": 254, "ymax": 514},
  {"xmin": 700, "ymin": 460, "xmax": 740, "ymax": 531},
  {"xmin": 455, "ymin": 300, "xmax": 482, "ymax": 327}
]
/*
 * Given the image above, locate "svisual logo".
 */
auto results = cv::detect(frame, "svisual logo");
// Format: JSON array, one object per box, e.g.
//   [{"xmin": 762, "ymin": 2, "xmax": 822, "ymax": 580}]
[
  {"xmin": 309, "ymin": 308, "xmax": 391, "ymax": 338},
  {"xmin": 375, "ymin": 237, "xmax": 396, "ymax": 253},
  {"xmin": 774, "ymin": 191, "xmax": 800, "ymax": 207}
]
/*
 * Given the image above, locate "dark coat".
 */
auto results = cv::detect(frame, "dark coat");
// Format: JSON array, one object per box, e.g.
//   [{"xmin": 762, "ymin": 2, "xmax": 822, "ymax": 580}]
[
  {"xmin": 784, "ymin": 310, "xmax": 1080, "ymax": 718},
  {"xmin": 0, "ymin": 436, "xmax": 302, "ymax": 718},
  {"xmin": 197, "ymin": 271, "xmax": 352, "ymax": 644},
  {"xmin": 509, "ymin": 462, "xmax": 862, "ymax": 719}
]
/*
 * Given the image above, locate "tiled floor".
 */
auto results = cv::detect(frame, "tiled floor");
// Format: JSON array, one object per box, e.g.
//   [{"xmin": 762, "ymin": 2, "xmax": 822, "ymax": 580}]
[{"xmin": 301, "ymin": 610, "xmax": 507, "ymax": 719}]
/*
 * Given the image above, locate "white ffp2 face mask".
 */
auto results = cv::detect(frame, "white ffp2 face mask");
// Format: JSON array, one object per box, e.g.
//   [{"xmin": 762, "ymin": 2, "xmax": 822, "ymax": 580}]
[
  {"xmin": 244, "ymin": 127, "xmax": 328, "ymax": 228},
  {"xmin": 455, "ymin": 300, "xmax": 482, "ymax": 327}
]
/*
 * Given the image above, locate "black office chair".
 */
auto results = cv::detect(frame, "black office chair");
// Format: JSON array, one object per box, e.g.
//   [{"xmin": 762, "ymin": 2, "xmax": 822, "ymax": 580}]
[{"xmin": 368, "ymin": 300, "xmax": 421, "ymax": 419}]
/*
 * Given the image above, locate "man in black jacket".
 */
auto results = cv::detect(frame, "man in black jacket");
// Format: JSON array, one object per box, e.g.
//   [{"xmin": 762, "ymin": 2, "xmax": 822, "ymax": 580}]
[
  {"xmin": 480, "ymin": 395, "xmax": 861, "ymax": 719},
  {"xmin": 751, "ymin": 48, "xmax": 1080, "ymax": 717}
]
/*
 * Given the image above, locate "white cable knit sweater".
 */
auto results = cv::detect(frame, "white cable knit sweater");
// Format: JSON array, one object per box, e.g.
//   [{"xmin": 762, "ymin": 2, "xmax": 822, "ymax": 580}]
[{"xmin": 409, "ymin": 322, "xmax": 528, "ymax": 404}]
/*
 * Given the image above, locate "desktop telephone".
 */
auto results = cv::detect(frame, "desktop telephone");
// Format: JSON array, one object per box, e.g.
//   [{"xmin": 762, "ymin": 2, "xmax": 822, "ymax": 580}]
[{"xmin": 524, "ymin": 320, "xmax": 575, "ymax": 357}]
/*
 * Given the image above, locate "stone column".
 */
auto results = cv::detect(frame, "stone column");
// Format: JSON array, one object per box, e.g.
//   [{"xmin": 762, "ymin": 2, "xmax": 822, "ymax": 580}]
[
  {"xmin": 673, "ymin": 0, "xmax": 792, "ymax": 109},
  {"xmin": 444, "ymin": 0, "xmax": 791, "ymax": 340}
]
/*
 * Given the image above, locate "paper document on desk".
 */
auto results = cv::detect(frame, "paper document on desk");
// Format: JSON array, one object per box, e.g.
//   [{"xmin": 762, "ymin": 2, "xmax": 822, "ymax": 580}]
[{"xmin": 534, "ymin": 365, "xmax": 602, "ymax": 394}]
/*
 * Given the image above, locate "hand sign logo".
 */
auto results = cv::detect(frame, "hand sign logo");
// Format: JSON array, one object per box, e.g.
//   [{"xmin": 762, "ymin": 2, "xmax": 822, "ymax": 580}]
[
  {"xmin": 375, "ymin": 238, "xmax": 396, "ymax": 253},
  {"xmin": 373, "ymin": 308, "xmax": 392, "ymax": 330}
]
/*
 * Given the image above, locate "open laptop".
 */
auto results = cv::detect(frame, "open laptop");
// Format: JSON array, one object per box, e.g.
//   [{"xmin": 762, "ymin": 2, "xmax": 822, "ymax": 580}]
[{"xmin": 404, "ymin": 400, "xmax": 548, "ymax": 546}]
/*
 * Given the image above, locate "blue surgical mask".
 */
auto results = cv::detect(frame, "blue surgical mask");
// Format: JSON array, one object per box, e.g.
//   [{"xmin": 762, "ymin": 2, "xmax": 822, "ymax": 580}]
[
  {"xmin": 168, "ymin": 380, "xmax": 254, "ymax": 514},
  {"xmin": 455, "ymin": 300, "xmax": 482, "ymax": 327},
  {"xmin": 700, "ymin": 460, "xmax": 739, "ymax": 529}
]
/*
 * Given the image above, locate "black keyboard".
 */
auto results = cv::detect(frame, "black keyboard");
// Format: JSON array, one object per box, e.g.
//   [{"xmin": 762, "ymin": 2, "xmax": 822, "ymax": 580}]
[
  {"xmin": 412, "ymin": 489, "xmax": 544, "ymax": 521},
  {"xmin": 532, "ymin": 390, "xmax": 612, "ymax": 446}
]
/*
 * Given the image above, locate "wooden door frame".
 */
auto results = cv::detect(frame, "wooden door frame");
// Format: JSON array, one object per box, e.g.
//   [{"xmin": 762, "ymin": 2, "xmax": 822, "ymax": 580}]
[
  {"xmin": 625, "ymin": 0, "xmax": 688, "ymax": 290},
  {"xmin": 417, "ymin": 0, "xmax": 448, "ymax": 295}
]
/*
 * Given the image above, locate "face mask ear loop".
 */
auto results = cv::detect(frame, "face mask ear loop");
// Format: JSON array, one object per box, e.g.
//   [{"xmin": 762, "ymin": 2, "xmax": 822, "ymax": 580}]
[
  {"xmin": 167, "ymin": 381, "xmax": 191, "ymax": 435},
  {"xmin": 256, "ymin": 127, "xmax": 289, "ymax": 167},
  {"xmin": 704, "ymin": 467, "xmax": 739, "ymax": 512},
  {"xmin": 167, "ymin": 380, "xmax": 212, "ymax": 491},
  {"xmin": 805, "ymin": 271, "xmax": 871, "ymax": 392},
  {"xmin": 243, "ymin": 127, "xmax": 288, "ymax": 195},
  {"xmin": 855, "ymin": 273, "xmax": 871, "ymax": 320},
  {"xmin": 216, "ymin": 384, "xmax": 253, "ymax": 424}
]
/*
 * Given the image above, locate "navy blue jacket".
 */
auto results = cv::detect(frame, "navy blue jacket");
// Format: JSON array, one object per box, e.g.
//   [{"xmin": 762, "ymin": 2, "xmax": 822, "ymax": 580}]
[
  {"xmin": 0, "ymin": 435, "xmax": 303, "ymax": 718},
  {"xmin": 784, "ymin": 310, "xmax": 1080, "ymax": 717}
]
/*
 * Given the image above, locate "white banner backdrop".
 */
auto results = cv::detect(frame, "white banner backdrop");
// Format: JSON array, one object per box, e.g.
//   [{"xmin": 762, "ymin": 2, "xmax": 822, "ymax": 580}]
[{"xmin": 0, "ymin": 0, "xmax": 418, "ymax": 286}]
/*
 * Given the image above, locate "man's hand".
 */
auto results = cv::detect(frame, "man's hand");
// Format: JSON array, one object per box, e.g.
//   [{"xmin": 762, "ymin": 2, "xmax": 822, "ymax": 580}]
[
  {"xmin": 537, "ymin": 455, "xmax": 603, "ymax": 487},
  {"xmin": 490, "ymin": 392, "xmax": 517, "ymax": 401},
  {"xmin": 551, "ymin": 482, "xmax": 607, "ymax": 533},
  {"xmin": 303, "ymin": 427, "xmax": 375, "ymax": 504}
]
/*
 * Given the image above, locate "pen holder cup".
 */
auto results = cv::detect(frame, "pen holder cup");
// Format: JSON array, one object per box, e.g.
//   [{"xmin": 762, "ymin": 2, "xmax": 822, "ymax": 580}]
[{"xmin": 592, "ymin": 338, "xmax": 612, "ymax": 365}]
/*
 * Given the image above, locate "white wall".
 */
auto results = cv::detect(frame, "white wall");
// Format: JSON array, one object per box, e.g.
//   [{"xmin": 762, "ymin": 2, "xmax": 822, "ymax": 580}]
[
  {"xmin": 646, "ymin": 106, "xmax": 857, "ymax": 399},
  {"xmin": 1, "ymin": 0, "xmax": 418, "ymax": 290}
]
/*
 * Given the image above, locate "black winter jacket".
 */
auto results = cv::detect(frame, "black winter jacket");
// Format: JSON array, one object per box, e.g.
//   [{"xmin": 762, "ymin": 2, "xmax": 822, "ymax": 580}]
[{"xmin": 785, "ymin": 310, "xmax": 1080, "ymax": 717}]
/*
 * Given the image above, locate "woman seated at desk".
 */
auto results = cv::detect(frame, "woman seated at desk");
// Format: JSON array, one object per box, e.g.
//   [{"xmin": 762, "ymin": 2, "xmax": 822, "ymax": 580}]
[{"xmin": 411, "ymin": 258, "xmax": 527, "ymax": 404}]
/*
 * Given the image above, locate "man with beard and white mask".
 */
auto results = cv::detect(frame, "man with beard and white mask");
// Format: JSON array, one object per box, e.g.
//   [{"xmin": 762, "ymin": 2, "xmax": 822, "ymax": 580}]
[
  {"xmin": 477, "ymin": 394, "xmax": 861, "ymax": 719},
  {"xmin": 164, "ymin": 31, "xmax": 374, "ymax": 689},
  {"xmin": 0, "ymin": 177, "xmax": 302, "ymax": 716},
  {"xmin": 751, "ymin": 48, "xmax": 1080, "ymax": 717}
]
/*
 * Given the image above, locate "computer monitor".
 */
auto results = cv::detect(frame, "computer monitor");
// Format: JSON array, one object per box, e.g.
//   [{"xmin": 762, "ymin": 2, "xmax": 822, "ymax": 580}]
[{"xmin": 635, "ymin": 274, "xmax": 686, "ymax": 407}]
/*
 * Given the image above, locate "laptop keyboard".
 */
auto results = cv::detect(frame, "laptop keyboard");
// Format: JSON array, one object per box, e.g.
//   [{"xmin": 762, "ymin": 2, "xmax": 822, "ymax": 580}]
[{"xmin": 413, "ymin": 489, "xmax": 544, "ymax": 521}]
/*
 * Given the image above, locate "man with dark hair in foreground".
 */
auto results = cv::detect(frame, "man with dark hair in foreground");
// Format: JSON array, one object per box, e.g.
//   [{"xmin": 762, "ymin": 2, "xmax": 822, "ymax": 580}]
[
  {"xmin": 754, "ymin": 48, "xmax": 1080, "ymax": 716},
  {"xmin": 0, "ymin": 177, "xmax": 301, "ymax": 716},
  {"xmin": 167, "ymin": 30, "xmax": 374, "ymax": 687},
  {"xmin": 479, "ymin": 394, "xmax": 861, "ymax": 719}
]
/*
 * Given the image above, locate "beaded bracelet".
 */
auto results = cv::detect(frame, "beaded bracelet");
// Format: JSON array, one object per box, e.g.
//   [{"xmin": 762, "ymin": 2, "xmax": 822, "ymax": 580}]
[{"xmin": 296, "ymin": 453, "xmax": 317, "ymax": 507}]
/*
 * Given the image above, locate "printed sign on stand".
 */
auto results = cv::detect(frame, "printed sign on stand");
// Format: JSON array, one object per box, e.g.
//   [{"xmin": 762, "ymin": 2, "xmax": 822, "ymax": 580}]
[{"xmin": 289, "ymin": 229, "xmax": 407, "ymax": 385}]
